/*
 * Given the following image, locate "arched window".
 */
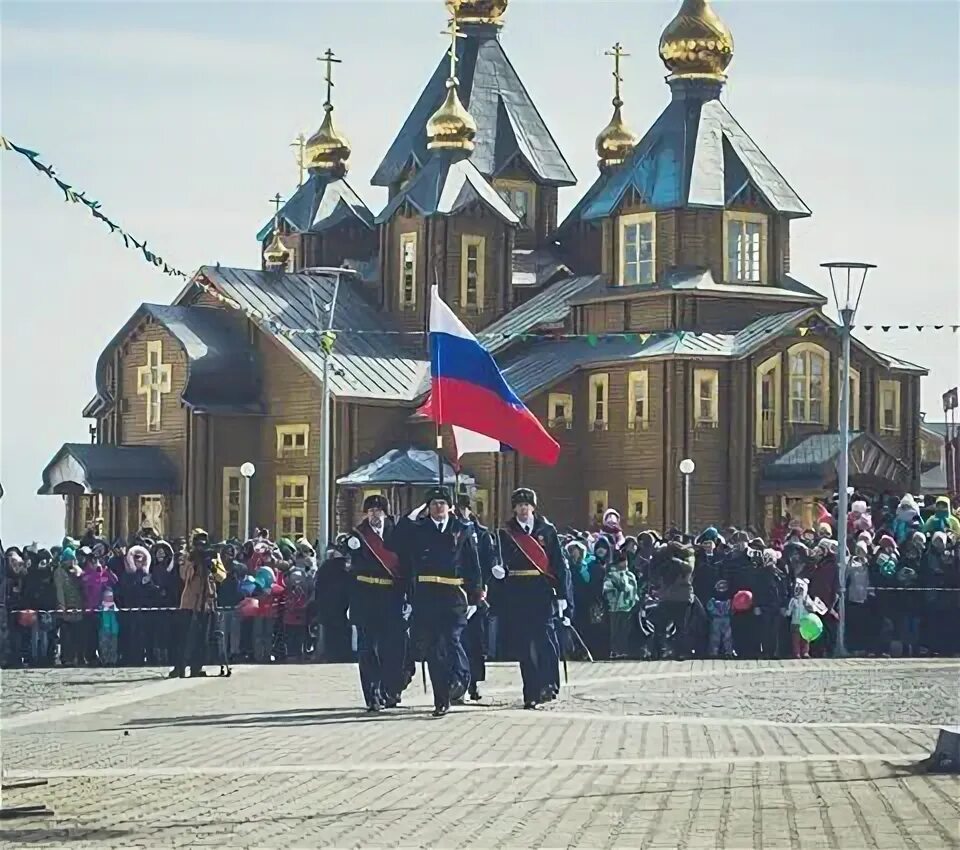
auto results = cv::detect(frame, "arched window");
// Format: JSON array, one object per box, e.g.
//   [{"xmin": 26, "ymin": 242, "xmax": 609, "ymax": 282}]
[{"xmin": 788, "ymin": 343, "xmax": 830, "ymax": 424}]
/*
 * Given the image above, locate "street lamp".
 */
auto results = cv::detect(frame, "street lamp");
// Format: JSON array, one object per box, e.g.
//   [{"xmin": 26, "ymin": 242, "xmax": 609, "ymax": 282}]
[
  {"xmin": 240, "ymin": 462, "xmax": 255, "ymax": 542},
  {"xmin": 679, "ymin": 458, "xmax": 695, "ymax": 537},
  {"xmin": 822, "ymin": 260, "xmax": 875, "ymax": 658}
]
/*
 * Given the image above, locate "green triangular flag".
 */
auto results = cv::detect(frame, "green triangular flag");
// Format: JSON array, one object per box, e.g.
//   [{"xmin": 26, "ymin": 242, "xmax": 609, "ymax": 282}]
[{"xmin": 586, "ymin": 334, "xmax": 598, "ymax": 347}]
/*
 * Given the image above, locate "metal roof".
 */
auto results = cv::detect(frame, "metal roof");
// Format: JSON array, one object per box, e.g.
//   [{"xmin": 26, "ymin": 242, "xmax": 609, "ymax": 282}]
[
  {"xmin": 196, "ymin": 266, "xmax": 429, "ymax": 402},
  {"xmin": 511, "ymin": 248, "xmax": 570, "ymax": 287},
  {"xmin": 376, "ymin": 155, "xmax": 520, "ymax": 225},
  {"xmin": 874, "ymin": 351, "xmax": 928, "ymax": 375},
  {"xmin": 256, "ymin": 173, "xmax": 373, "ymax": 242},
  {"xmin": 337, "ymin": 447, "xmax": 475, "ymax": 487},
  {"xmin": 731, "ymin": 308, "xmax": 818, "ymax": 355},
  {"xmin": 372, "ymin": 33, "xmax": 575, "ymax": 187},
  {"xmin": 578, "ymin": 82, "xmax": 810, "ymax": 222},
  {"xmin": 479, "ymin": 275, "xmax": 604, "ymax": 354},
  {"xmin": 566, "ymin": 268, "xmax": 826, "ymax": 306},
  {"xmin": 38, "ymin": 443, "xmax": 179, "ymax": 496},
  {"xmin": 95, "ymin": 303, "xmax": 262, "ymax": 414}
]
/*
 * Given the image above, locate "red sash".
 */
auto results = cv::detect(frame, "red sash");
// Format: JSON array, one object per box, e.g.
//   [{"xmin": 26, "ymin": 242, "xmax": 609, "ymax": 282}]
[
  {"xmin": 357, "ymin": 526, "xmax": 402, "ymax": 579},
  {"xmin": 506, "ymin": 528, "xmax": 555, "ymax": 581}
]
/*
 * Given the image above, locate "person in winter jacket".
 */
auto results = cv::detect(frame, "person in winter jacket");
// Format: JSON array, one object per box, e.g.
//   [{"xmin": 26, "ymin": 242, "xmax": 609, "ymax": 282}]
[
  {"xmin": 603, "ymin": 551, "xmax": 638, "ymax": 659},
  {"xmin": 893, "ymin": 494, "xmax": 923, "ymax": 542},
  {"xmin": 54, "ymin": 548, "xmax": 85, "ymax": 665},
  {"xmin": 657, "ymin": 542, "xmax": 701, "ymax": 659},
  {"xmin": 752, "ymin": 549, "xmax": 788, "ymax": 659},
  {"xmin": 923, "ymin": 497, "xmax": 960, "ymax": 536},
  {"xmin": 80, "ymin": 551, "xmax": 117, "ymax": 665},
  {"xmin": 786, "ymin": 577, "xmax": 814, "ymax": 658},
  {"xmin": 574, "ymin": 539, "xmax": 610, "ymax": 660},
  {"xmin": 598, "ymin": 509, "xmax": 625, "ymax": 551},
  {"xmin": 706, "ymin": 579, "xmax": 735, "ymax": 657},
  {"xmin": 98, "ymin": 588, "xmax": 120, "ymax": 665},
  {"xmin": 22, "ymin": 549, "xmax": 56, "ymax": 665}
]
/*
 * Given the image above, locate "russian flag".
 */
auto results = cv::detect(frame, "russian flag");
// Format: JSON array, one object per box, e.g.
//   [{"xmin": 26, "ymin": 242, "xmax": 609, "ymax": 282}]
[{"xmin": 420, "ymin": 286, "xmax": 560, "ymax": 466}]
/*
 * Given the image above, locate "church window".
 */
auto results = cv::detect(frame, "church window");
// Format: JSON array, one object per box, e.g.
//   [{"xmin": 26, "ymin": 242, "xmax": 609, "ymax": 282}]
[
  {"xmin": 724, "ymin": 211, "xmax": 767, "ymax": 283},
  {"xmin": 694, "ymin": 368, "xmax": 720, "ymax": 427},
  {"xmin": 588, "ymin": 490, "xmax": 609, "ymax": 524},
  {"xmin": 494, "ymin": 179, "xmax": 535, "ymax": 230},
  {"xmin": 878, "ymin": 379, "xmax": 901, "ymax": 435},
  {"xmin": 788, "ymin": 343, "xmax": 829, "ymax": 424},
  {"xmin": 276, "ymin": 424, "xmax": 310, "ymax": 459},
  {"xmin": 138, "ymin": 495, "xmax": 164, "ymax": 537},
  {"xmin": 460, "ymin": 235, "xmax": 486, "ymax": 310},
  {"xmin": 627, "ymin": 488, "xmax": 649, "ymax": 524},
  {"xmin": 618, "ymin": 212, "xmax": 656, "ymax": 285},
  {"xmin": 399, "ymin": 232, "xmax": 417, "ymax": 308},
  {"xmin": 627, "ymin": 370, "xmax": 649, "ymax": 429},
  {"xmin": 755, "ymin": 354, "xmax": 782, "ymax": 448},
  {"xmin": 137, "ymin": 340, "xmax": 171, "ymax": 433},
  {"xmin": 547, "ymin": 392, "xmax": 573, "ymax": 428},
  {"xmin": 276, "ymin": 475, "xmax": 309, "ymax": 539},
  {"xmin": 588, "ymin": 373, "xmax": 609, "ymax": 430},
  {"xmin": 222, "ymin": 467, "xmax": 247, "ymax": 540},
  {"xmin": 840, "ymin": 366, "xmax": 861, "ymax": 431}
]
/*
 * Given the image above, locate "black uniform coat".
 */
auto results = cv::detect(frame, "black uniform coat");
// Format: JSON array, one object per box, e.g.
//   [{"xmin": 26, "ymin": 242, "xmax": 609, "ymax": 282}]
[
  {"xmin": 346, "ymin": 517, "xmax": 407, "ymax": 626},
  {"xmin": 495, "ymin": 515, "xmax": 567, "ymax": 649}
]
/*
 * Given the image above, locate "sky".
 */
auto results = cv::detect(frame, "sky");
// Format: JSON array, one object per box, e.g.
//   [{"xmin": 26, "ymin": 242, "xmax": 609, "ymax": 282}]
[{"xmin": 1, "ymin": 0, "xmax": 958, "ymax": 543}]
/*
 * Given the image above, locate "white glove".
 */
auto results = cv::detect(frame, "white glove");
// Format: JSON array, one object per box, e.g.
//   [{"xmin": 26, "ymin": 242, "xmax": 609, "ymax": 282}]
[
  {"xmin": 562, "ymin": 617, "xmax": 571, "ymax": 627},
  {"xmin": 345, "ymin": 608, "xmax": 351, "ymax": 620},
  {"xmin": 407, "ymin": 502, "xmax": 427, "ymax": 521},
  {"xmin": 402, "ymin": 603, "xmax": 412, "ymax": 619},
  {"xmin": 347, "ymin": 536, "xmax": 361, "ymax": 551},
  {"xmin": 466, "ymin": 605, "xmax": 477, "ymax": 620},
  {"xmin": 557, "ymin": 599, "xmax": 568, "ymax": 615},
  {"xmin": 491, "ymin": 565, "xmax": 506, "ymax": 580}
]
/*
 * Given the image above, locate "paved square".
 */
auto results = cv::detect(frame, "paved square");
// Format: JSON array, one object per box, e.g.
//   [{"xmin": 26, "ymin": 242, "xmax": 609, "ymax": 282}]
[{"xmin": 2, "ymin": 659, "xmax": 958, "ymax": 848}]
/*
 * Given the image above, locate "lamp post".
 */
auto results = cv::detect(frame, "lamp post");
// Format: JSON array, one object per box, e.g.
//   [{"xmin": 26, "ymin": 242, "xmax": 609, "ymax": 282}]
[
  {"xmin": 821, "ymin": 261, "xmax": 875, "ymax": 658},
  {"xmin": 240, "ymin": 462, "xmax": 255, "ymax": 541},
  {"xmin": 679, "ymin": 458, "xmax": 695, "ymax": 537}
]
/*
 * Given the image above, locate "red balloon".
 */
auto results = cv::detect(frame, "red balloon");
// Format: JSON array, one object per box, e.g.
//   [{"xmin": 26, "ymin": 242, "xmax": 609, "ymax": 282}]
[
  {"xmin": 732, "ymin": 590, "xmax": 754, "ymax": 613},
  {"xmin": 18, "ymin": 609, "xmax": 38, "ymax": 628},
  {"xmin": 237, "ymin": 597, "xmax": 260, "ymax": 618}
]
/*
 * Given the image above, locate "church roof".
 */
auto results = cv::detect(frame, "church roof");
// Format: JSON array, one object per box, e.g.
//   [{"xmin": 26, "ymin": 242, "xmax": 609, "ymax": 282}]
[
  {"xmin": 372, "ymin": 33, "xmax": 575, "ymax": 187},
  {"xmin": 375, "ymin": 155, "xmax": 520, "ymax": 224},
  {"xmin": 95, "ymin": 303, "xmax": 263, "ymax": 415},
  {"xmin": 256, "ymin": 173, "xmax": 373, "ymax": 242},
  {"xmin": 38, "ymin": 443, "xmax": 179, "ymax": 496},
  {"xmin": 194, "ymin": 266, "xmax": 429, "ymax": 403},
  {"xmin": 337, "ymin": 447, "xmax": 474, "ymax": 487},
  {"xmin": 567, "ymin": 82, "xmax": 810, "ymax": 224},
  {"xmin": 511, "ymin": 248, "xmax": 570, "ymax": 287}
]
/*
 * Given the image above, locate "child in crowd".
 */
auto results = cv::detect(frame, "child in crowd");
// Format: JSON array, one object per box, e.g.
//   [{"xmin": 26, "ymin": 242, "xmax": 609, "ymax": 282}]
[
  {"xmin": 603, "ymin": 550, "xmax": 638, "ymax": 659},
  {"xmin": 98, "ymin": 589, "xmax": 120, "ymax": 665},
  {"xmin": 786, "ymin": 578, "xmax": 813, "ymax": 659},
  {"xmin": 706, "ymin": 579, "xmax": 735, "ymax": 658}
]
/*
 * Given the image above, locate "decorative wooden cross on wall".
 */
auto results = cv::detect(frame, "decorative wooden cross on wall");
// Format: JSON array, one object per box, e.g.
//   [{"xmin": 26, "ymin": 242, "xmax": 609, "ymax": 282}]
[{"xmin": 137, "ymin": 340, "xmax": 171, "ymax": 432}]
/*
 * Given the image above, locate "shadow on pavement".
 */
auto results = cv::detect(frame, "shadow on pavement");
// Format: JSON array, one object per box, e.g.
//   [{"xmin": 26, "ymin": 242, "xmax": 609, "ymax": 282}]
[
  {"xmin": 122, "ymin": 706, "xmax": 438, "ymax": 728},
  {"xmin": 0, "ymin": 828, "xmax": 135, "ymax": 844}
]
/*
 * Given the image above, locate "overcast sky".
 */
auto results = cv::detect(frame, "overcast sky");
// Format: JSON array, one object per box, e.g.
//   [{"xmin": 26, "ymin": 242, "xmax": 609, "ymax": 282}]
[{"xmin": 2, "ymin": 0, "xmax": 958, "ymax": 543}]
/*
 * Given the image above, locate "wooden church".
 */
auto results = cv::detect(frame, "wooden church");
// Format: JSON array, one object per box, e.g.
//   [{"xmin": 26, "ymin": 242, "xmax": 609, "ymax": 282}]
[{"xmin": 40, "ymin": 0, "xmax": 926, "ymax": 542}]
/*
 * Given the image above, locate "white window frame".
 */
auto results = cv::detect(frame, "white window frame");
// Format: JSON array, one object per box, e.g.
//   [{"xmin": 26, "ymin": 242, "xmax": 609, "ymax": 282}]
[
  {"xmin": 588, "ymin": 490, "xmax": 609, "ymax": 524},
  {"xmin": 588, "ymin": 373, "xmax": 610, "ymax": 431},
  {"xmin": 399, "ymin": 232, "xmax": 418, "ymax": 308},
  {"xmin": 618, "ymin": 212, "xmax": 656, "ymax": 286},
  {"xmin": 494, "ymin": 179, "xmax": 535, "ymax": 230},
  {"xmin": 788, "ymin": 343, "xmax": 830, "ymax": 424},
  {"xmin": 724, "ymin": 211, "xmax": 767, "ymax": 284},
  {"xmin": 138, "ymin": 494, "xmax": 164, "ymax": 537},
  {"xmin": 627, "ymin": 369, "xmax": 649, "ymax": 430},
  {"xmin": 460, "ymin": 235, "xmax": 486, "ymax": 311},
  {"xmin": 694, "ymin": 368, "xmax": 720, "ymax": 428},
  {"xmin": 547, "ymin": 392, "xmax": 573, "ymax": 429},
  {"xmin": 276, "ymin": 424, "xmax": 310, "ymax": 459},
  {"xmin": 276, "ymin": 475, "xmax": 309, "ymax": 540},
  {"xmin": 755, "ymin": 354, "xmax": 782, "ymax": 448},
  {"xmin": 878, "ymin": 379, "xmax": 901, "ymax": 435},
  {"xmin": 222, "ymin": 467, "xmax": 246, "ymax": 541}
]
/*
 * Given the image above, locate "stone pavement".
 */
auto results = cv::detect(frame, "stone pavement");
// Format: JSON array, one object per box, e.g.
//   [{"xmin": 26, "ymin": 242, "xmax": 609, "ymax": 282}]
[{"xmin": 1, "ymin": 658, "xmax": 958, "ymax": 848}]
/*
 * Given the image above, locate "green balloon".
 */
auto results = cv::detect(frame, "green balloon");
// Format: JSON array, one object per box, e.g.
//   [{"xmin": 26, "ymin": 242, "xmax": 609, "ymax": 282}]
[{"xmin": 799, "ymin": 613, "xmax": 823, "ymax": 642}]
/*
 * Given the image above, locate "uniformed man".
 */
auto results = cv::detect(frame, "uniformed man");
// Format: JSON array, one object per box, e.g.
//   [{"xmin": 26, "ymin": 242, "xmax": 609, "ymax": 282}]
[
  {"xmin": 493, "ymin": 488, "xmax": 568, "ymax": 709},
  {"xmin": 408, "ymin": 486, "xmax": 484, "ymax": 717},
  {"xmin": 346, "ymin": 494, "xmax": 408, "ymax": 711},
  {"xmin": 455, "ymin": 495, "xmax": 499, "ymax": 701}
]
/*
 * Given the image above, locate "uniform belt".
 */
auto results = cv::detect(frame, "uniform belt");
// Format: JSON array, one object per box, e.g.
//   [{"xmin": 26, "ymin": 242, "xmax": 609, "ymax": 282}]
[
  {"xmin": 509, "ymin": 569, "xmax": 542, "ymax": 577},
  {"xmin": 417, "ymin": 575, "xmax": 464, "ymax": 586},
  {"xmin": 356, "ymin": 575, "xmax": 394, "ymax": 586}
]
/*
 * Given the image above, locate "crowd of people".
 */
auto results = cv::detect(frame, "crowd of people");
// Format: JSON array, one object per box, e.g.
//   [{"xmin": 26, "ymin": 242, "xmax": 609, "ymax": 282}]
[{"xmin": 2, "ymin": 492, "xmax": 958, "ymax": 674}]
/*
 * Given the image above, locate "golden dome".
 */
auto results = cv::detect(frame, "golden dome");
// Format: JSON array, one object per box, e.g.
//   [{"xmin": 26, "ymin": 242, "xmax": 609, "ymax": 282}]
[
  {"xmin": 263, "ymin": 228, "xmax": 291, "ymax": 267},
  {"xmin": 445, "ymin": 0, "xmax": 508, "ymax": 27},
  {"xmin": 659, "ymin": 0, "xmax": 734, "ymax": 81},
  {"xmin": 596, "ymin": 102, "xmax": 638, "ymax": 171},
  {"xmin": 426, "ymin": 79, "xmax": 477, "ymax": 152},
  {"xmin": 304, "ymin": 104, "xmax": 351, "ymax": 174}
]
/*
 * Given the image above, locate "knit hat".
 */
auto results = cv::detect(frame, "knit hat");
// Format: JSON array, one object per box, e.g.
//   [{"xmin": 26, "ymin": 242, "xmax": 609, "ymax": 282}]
[
  {"xmin": 899, "ymin": 493, "xmax": 919, "ymax": 512},
  {"xmin": 699, "ymin": 526, "xmax": 719, "ymax": 543},
  {"xmin": 878, "ymin": 534, "xmax": 896, "ymax": 549},
  {"xmin": 278, "ymin": 537, "xmax": 296, "ymax": 558},
  {"xmin": 61, "ymin": 546, "xmax": 77, "ymax": 563},
  {"xmin": 851, "ymin": 500, "xmax": 867, "ymax": 514}
]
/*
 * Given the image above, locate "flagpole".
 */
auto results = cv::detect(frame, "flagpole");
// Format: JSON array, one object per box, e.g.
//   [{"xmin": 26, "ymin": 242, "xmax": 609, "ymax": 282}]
[{"xmin": 431, "ymin": 274, "xmax": 444, "ymax": 489}]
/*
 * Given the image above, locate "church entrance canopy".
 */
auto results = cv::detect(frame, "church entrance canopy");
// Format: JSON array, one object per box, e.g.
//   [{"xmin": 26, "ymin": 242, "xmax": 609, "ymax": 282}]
[
  {"xmin": 38, "ymin": 443, "xmax": 179, "ymax": 496},
  {"xmin": 337, "ymin": 448, "xmax": 475, "ymax": 490}
]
